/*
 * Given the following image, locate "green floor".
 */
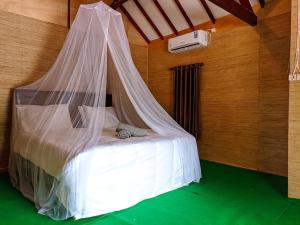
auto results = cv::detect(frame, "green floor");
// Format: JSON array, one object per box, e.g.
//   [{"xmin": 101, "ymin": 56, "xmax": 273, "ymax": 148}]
[{"xmin": 1, "ymin": 161, "xmax": 300, "ymax": 225}]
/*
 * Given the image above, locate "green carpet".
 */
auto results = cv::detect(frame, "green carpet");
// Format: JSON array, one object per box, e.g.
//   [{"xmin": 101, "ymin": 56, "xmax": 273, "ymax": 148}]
[{"xmin": 1, "ymin": 161, "xmax": 300, "ymax": 225}]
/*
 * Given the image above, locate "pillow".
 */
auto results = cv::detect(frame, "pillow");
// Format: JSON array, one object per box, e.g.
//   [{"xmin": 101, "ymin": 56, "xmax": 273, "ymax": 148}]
[
  {"xmin": 16, "ymin": 104, "xmax": 73, "ymax": 132},
  {"xmin": 78, "ymin": 106, "xmax": 119, "ymax": 129}
]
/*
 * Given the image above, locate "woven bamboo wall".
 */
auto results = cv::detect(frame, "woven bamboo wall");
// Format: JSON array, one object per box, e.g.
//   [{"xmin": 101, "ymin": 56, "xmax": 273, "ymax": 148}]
[
  {"xmin": 288, "ymin": 0, "xmax": 300, "ymax": 199},
  {"xmin": 148, "ymin": 0, "xmax": 290, "ymax": 176}
]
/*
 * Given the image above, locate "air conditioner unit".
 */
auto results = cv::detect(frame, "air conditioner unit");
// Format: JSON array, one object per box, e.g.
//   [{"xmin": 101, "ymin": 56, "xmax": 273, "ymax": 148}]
[{"xmin": 168, "ymin": 30, "xmax": 209, "ymax": 53}]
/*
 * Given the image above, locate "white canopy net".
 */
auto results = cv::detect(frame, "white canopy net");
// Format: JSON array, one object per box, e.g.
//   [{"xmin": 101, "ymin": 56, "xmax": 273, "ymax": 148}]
[{"xmin": 9, "ymin": 2, "xmax": 200, "ymax": 220}]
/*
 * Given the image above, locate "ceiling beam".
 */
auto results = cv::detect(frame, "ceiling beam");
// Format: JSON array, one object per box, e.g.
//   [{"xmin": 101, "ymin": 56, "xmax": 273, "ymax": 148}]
[
  {"xmin": 119, "ymin": 5, "xmax": 150, "ymax": 43},
  {"xmin": 111, "ymin": 0, "xmax": 129, "ymax": 9},
  {"xmin": 239, "ymin": 0, "xmax": 253, "ymax": 12},
  {"xmin": 174, "ymin": 0, "xmax": 194, "ymax": 30},
  {"xmin": 199, "ymin": 0, "xmax": 216, "ymax": 24},
  {"xmin": 133, "ymin": 0, "xmax": 164, "ymax": 40},
  {"xmin": 207, "ymin": 0, "xmax": 257, "ymax": 26},
  {"xmin": 153, "ymin": 0, "xmax": 178, "ymax": 35},
  {"xmin": 259, "ymin": 0, "xmax": 265, "ymax": 8}
]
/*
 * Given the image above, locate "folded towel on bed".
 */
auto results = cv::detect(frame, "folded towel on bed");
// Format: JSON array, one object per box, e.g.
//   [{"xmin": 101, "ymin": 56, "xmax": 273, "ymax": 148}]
[
  {"xmin": 116, "ymin": 123, "xmax": 151, "ymax": 139},
  {"xmin": 117, "ymin": 129, "xmax": 132, "ymax": 139}
]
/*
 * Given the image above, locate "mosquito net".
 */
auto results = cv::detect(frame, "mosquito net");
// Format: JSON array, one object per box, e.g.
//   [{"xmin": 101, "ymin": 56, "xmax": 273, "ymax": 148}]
[{"xmin": 9, "ymin": 1, "xmax": 200, "ymax": 220}]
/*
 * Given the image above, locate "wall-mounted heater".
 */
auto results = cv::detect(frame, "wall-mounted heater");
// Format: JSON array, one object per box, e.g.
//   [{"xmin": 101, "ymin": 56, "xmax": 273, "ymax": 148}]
[{"xmin": 168, "ymin": 30, "xmax": 209, "ymax": 53}]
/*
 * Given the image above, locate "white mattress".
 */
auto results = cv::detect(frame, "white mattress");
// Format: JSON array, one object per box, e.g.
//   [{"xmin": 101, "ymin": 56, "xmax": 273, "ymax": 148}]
[{"xmin": 14, "ymin": 128, "xmax": 201, "ymax": 219}]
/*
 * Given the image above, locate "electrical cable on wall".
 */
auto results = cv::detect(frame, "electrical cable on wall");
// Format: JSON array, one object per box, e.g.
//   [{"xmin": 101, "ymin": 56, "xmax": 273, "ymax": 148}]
[{"xmin": 290, "ymin": 0, "xmax": 300, "ymax": 80}]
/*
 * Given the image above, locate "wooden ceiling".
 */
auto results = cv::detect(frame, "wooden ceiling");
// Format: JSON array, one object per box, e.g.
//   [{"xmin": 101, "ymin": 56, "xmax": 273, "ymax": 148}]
[{"xmin": 111, "ymin": 0, "xmax": 265, "ymax": 43}]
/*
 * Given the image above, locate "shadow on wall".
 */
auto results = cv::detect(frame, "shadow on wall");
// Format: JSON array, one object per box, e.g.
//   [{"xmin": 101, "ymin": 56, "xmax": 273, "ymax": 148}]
[{"xmin": 0, "ymin": 11, "xmax": 68, "ymax": 169}]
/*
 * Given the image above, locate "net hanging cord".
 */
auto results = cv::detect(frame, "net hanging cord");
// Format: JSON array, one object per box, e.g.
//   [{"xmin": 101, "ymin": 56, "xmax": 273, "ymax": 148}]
[{"xmin": 291, "ymin": 0, "xmax": 300, "ymax": 75}]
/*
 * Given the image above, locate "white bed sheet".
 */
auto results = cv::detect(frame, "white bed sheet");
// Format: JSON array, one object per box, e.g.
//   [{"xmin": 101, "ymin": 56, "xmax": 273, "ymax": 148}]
[{"xmin": 14, "ymin": 128, "xmax": 201, "ymax": 219}]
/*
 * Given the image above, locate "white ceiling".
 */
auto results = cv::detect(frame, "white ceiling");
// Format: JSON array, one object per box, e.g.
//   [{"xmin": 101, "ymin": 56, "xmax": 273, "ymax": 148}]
[{"xmin": 122, "ymin": 0, "xmax": 260, "ymax": 41}]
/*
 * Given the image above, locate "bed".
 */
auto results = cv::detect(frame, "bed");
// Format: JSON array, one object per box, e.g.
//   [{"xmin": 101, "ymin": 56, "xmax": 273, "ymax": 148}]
[{"xmin": 10, "ymin": 90, "xmax": 201, "ymax": 220}]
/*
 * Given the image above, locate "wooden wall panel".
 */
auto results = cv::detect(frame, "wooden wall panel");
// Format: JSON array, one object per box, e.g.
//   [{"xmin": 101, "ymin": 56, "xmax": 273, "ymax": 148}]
[
  {"xmin": 0, "ymin": 10, "xmax": 68, "ymax": 167},
  {"xmin": 148, "ymin": 0, "xmax": 290, "ymax": 176},
  {"xmin": 130, "ymin": 44, "xmax": 148, "ymax": 82},
  {"xmin": 0, "ymin": 0, "xmax": 68, "ymax": 27},
  {"xmin": 0, "ymin": 11, "xmax": 22, "ymax": 169},
  {"xmin": 289, "ymin": 82, "xmax": 300, "ymax": 198},
  {"xmin": 258, "ymin": 13, "xmax": 290, "ymax": 175},
  {"xmin": 288, "ymin": 0, "xmax": 300, "ymax": 199}
]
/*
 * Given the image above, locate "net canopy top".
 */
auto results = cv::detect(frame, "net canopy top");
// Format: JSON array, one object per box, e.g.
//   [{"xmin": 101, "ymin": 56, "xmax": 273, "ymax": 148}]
[{"xmin": 80, "ymin": 1, "xmax": 121, "ymax": 16}]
